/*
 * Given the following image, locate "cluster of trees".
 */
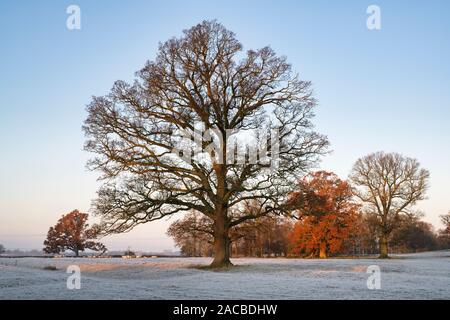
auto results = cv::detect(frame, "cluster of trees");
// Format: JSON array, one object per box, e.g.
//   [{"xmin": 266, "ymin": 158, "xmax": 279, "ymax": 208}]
[
  {"xmin": 341, "ymin": 212, "xmax": 448, "ymax": 255},
  {"xmin": 167, "ymin": 210, "xmax": 292, "ymax": 257},
  {"xmin": 390, "ymin": 216, "xmax": 438, "ymax": 253},
  {"xmin": 0, "ymin": 244, "xmax": 5, "ymax": 254},
  {"xmin": 230, "ymin": 216, "xmax": 292, "ymax": 257},
  {"xmin": 42, "ymin": 205, "xmax": 450, "ymax": 259},
  {"xmin": 288, "ymin": 171, "xmax": 360, "ymax": 258},
  {"xmin": 169, "ymin": 208, "xmax": 450, "ymax": 260},
  {"xmin": 168, "ymin": 169, "xmax": 450, "ymax": 259},
  {"xmin": 71, "ymin": 20, "xmax": 449, "ymax": 267}
]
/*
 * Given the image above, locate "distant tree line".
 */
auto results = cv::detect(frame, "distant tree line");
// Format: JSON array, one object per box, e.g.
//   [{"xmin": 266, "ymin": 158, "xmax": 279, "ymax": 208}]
[
  {"xmin": 167, "ymin": 211, "xmax": 292, "ymax": 257},
  {"xmin": 43, "ymin": 210, "xmax": 106, "ymax": 257},
  {"xmin": 39, "ymin": 157, "xmax": 450, "ymax": 259},
  {"xmin": 168, "ymin": 167, "xmax": 450, "ymax": 258},
  {"xmin": 168, "ymin": 206, "xmax": 450, "ymax": 259}
]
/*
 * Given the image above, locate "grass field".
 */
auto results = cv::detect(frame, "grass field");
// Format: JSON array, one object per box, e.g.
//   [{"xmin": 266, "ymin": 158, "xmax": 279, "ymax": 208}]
[{"xmin": 1, "ymin": 251, "xmax": 449, "ymax": 299}]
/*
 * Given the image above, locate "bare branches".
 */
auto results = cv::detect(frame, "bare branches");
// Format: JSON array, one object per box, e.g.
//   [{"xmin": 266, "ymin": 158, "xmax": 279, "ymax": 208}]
[
  {"xmin": 83, "ymin": 20, "xmax": 328, "ymax": 237},
  {"xmin": 349, "ymin": 151, "xmax": 429, "ymax": 257},
  {"xmin": 43, "ymin": 210, "xmax": 106, "ymax": 256}
]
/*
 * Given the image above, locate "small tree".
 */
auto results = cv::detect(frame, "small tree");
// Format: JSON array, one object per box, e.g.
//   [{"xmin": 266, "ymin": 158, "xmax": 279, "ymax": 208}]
[
  {"xmin": 0, "ymin": 244, "xmax": 5, "ymax": 254},
  {"xmin": 123, "ymin": 247, "xmax": 136, "ymax": 256},
  {"xmin": 350, "ymin": 152, "xmax": 429, "ymax": 258},
  {"xmin": 349, "ymin": 212, "xmax": 380, "ymax": 255},
  {"xmin": 437, "ymin": 212, "xmax": 450, "ymax": 249},
  {"xmin": 43, "ymin": 210, "xmax": 106, "ymax": 257},
  {"xmin": 288, "ymin": 171, "xmax": 360, "ymax": 258}
]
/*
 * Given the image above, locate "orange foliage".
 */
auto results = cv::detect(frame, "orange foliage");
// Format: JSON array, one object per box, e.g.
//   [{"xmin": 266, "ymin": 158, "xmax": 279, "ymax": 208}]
[
  {"xmin": 43, "ymin": 210, "xmax": 106, "ymax": 256},
  {"xmin": 288, "ymin": 171, "xmax": 360, "ymax": 258}
]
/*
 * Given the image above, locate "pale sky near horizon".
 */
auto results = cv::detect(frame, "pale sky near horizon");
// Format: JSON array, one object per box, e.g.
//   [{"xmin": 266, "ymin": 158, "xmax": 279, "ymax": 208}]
[{"xmin": 1, "ymin": 0, "xmax": 449, "ymax": 251}]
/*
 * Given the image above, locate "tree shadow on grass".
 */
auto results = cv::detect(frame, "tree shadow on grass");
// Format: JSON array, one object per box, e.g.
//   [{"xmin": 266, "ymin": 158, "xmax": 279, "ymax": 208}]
[{"xmin": 187, "ymin": 264, "xmax": 252, "ymax": 272}]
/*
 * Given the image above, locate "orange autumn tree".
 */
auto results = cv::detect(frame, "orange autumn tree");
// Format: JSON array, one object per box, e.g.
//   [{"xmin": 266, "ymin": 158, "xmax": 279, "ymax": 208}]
[
  {"xmin": 44, "ymin": 210, "xmax": 106, "ymax": 257},
  {"xmin": 288, "ymin": 171, "xmax": 360, "ymax": 258}
]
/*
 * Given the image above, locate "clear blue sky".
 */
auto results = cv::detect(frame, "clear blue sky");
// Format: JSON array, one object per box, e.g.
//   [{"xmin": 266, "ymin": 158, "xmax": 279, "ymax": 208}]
[{"xmin": 1, "ymin": 0, "xmax": 449, "ymax": 251}]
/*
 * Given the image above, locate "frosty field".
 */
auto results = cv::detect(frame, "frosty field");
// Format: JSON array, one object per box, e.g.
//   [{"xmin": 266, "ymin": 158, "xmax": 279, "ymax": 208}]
[{"xmin": 1, "ymin": 251, "xmax": 449, "ymax": 299}]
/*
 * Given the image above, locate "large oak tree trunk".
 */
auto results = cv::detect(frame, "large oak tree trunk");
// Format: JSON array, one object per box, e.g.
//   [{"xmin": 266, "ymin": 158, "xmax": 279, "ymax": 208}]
[
  {"xmin": 379, "ymin": 233, "xmax": 389, "ymax": 259},
  {"xmin": 210, "ymin": 208, "xmax": 232, "ymax": 268}
]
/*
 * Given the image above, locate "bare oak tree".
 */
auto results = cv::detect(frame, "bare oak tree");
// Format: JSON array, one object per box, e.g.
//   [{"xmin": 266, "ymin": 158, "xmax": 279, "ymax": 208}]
[
  {"xmin": 349, "ymin": 152, "xmax": 429, "ymax": 258},
  {"xmin": 437, "ymin": 212, "xmax": 450, "ymax": 249},
  {"xmin": 83, "ymin": 20, "xmax": 328, "ymax": 267}
]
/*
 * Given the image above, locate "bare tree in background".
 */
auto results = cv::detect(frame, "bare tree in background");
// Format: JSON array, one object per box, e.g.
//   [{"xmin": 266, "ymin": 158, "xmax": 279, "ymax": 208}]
[
  {"xmin": 83, "ymin": 20, "xmax": 328, "ymax": 267},
  {"xmin": 167, "ymin": 206, "xmax": 293, "ymax": 258},
  {"xmin": 437, "ymin": 212, "xmax": 450, "ymax": 249},
  {"xmin": 349, "ymin": 152, "xmax": 429, "ymax": 258},
  {"xmin": 167, "ymin": 211, "xmax": 213, "ymax": 257}
]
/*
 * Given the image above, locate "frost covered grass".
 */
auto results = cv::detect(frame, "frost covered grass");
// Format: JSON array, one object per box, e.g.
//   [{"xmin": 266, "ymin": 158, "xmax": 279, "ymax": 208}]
[{"xmin": 0, "ymin": 250, "xmax": 449, "ymax": 299}]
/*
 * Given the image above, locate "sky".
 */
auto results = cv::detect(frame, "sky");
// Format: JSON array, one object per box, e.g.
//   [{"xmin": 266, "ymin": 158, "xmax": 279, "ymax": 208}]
[{"xmin": 1, "ymin": 0, "xmax": 449, "ymax": 251}]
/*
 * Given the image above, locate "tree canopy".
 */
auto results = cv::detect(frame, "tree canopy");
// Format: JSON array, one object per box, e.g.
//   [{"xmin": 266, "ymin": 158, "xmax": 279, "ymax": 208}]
[
  {"xmin": 288, "ymin": 171, "xmax": 360, "ymax": 258},
  {"xmin": 43, "ymin": 210, "xmax": 106, "ymax": 257},
  {"xmin": 83, "ymin": 20, "xmax": 328, "ymax": 267},
  {"xmin": 350, "ymin": 152, "xmax": 429, "ymax": 258}
]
